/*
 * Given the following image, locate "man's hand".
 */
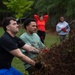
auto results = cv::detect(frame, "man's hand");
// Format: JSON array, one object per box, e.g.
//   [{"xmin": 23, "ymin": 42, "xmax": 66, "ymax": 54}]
[
  {"xmin": 35, "ymin": 62, "xmax": 44, "ymax": 70},
  {"xmin": 31, "ymin": 48, "xmax": 39, "ymax": 54}
]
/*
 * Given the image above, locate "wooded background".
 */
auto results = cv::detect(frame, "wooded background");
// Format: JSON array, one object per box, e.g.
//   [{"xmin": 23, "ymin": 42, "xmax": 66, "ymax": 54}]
[{"xmin": 0, "ymin": 0, "xmax": 75, "ymax": 28}]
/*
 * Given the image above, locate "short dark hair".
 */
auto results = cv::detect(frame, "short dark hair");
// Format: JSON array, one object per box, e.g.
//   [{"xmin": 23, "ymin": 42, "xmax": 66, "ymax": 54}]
[
  {"xmin": 24, "ymin": 18, "xmax": 36, "ymax": 29},
  {"xmin": 59, "ymin": 16, "xmax": 64, "ymax": 22},
  {"xmin": 2, "ymin": 17, "xmax": 16, "ymax": 31}
]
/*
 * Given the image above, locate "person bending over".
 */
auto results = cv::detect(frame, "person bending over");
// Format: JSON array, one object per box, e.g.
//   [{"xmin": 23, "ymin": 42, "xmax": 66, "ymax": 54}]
[
  {"xmin": 20, "ymin": 18, "xmax": 47, "ymax": 75},
  {"xmin": 0, "ymin": 17, "xmax": 44, "ymax": 75}
]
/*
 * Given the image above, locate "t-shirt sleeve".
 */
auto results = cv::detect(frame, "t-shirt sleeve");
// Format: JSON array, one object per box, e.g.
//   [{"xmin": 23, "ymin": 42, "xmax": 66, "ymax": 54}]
[
  {"xmin": 1, "ymin": 36, "xmax": 25, "ymax": 52},
  {"xmin": 1, "ymin": 37, "xmax": 18, "ymax": 52},
  {"xmin": 15, "ymin": 36, "xmax": 25, "ymax": 48}
]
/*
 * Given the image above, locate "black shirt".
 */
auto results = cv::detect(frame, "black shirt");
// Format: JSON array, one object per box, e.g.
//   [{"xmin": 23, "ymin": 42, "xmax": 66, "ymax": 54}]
[{"xmin": 0, "ymin": 32, "xmax": 25, "ymax": 69}]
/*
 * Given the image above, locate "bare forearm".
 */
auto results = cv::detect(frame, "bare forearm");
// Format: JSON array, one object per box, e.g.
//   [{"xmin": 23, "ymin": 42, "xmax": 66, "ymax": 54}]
[
  {"xmin": 22, "ymin": 44, "xmax": 39, "ymax": 53},
  {"xmin": 18, "ymin": 54, "xmax": 36, "ymax": 66},
  {"xmin": 10, "ymin": 49, "xmax": 43, "ymax": 69}
]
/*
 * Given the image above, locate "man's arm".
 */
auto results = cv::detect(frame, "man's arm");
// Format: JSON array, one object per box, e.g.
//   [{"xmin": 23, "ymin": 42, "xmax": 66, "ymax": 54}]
[
  {"xmin": 10, "ymin": 49, "xmax": 44, "ymax": 69},
  {"xmin": 66, "ymin": 25, "xmax": 70, "ymax": 33},
  {"xmin": 19, "ymin": 36, "xmax": 39, "ymax": 54},
  {"xmin": 56, "ymin": 25, "xmax": 62, "ymax": 33},
  {"xmin": 9, "ymin": 49, "xmax": 36, "ymax": 66},
  {"xmin": 22, "ymin": 44, "xmax": 39, "ymax": 54}
]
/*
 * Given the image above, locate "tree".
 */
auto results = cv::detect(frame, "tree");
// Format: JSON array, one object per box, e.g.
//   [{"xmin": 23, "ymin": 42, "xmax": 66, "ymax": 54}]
[
  {"xmin": 66, "ymin": 0, "xmax": 75, "ymax": 17},
  {"xmin": 0, "ymin": 0, "xmax": 13, "ymax": 22},
  {"xmin": 3, "ymin": 0, "xmax": 34, "ymax": 18},
  {"xmin": 34, "ymin": 0, "xmax": 75, "ymax": 28},
  {"xmin": 34, "ymin": 0, "xmax": 75, "ymax": 17}
]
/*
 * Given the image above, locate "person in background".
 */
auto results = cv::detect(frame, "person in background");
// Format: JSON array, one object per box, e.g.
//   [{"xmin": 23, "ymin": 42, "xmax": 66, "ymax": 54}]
[
  {"xmin": 20, "ymin": 18, "xmax": 47, "ymax": 75},
  {"xmin": 56, "ymin": 16, "xmax": 70, "ymax": 42},
  {"xmin": 0, "ymin": 17, "xmax": 44, "ymax": 75},
  {"xmin": 34, "ymin": 14, "xmax": 48, "ymax": 43}
]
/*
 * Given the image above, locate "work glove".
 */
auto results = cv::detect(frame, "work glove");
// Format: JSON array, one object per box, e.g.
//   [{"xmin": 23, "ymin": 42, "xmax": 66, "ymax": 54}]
[
  {"xmin": 35, "ymin": 62, "xmax": 44, "ymax": 70},
  {"xmin": 61, "ymin": 28, "xmax": 66, "ymax": 32},
  {"xmin": 42, "ymin": 49, "xmax": 48, "ymax": 53},
  {"xmin": 42, "ymin": 48, "xmax": 49, "ymax": 53}
]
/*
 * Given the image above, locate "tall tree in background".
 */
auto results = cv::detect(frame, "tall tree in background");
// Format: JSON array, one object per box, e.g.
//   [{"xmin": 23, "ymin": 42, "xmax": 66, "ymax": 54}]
[
  {"xmin": 0, "ymin": 0, "xmax": 13, "ymax": 22},
  {"xmin": 3, "ymin": 0, "xmax": 34, "ymax": 18},
  {"xmin": 3, "ymin": 0, "xmax": 34, "ymax": 33},
  {"xmin": 1, "ymin": 0, "xmax": 75, "ymax": 28},
  {"xmin": 34, "ymin": 0, "xmax": 75, "ymax": 27},
  {"xmin": 66, "ymin": 0, "xmax": 75, "ymax": 18},
  {"xmin": 34, "ymin": 0, "xmax": 75, "ymax": 17}
]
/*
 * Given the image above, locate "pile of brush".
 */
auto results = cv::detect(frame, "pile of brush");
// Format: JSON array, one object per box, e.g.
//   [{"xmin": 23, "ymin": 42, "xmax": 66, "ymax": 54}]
[{"xmin": 31, "ymin": 31, "xmax": 75, "ymax": 75}]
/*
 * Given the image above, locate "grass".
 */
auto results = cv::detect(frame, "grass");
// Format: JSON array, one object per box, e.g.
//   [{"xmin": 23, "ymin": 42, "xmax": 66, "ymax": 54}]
[
  {"xmin": 0, "ymin": 27, "xmax": 4, "ymax": 36},
  {"xmin": 45, "ymin": 34, "xmax": 59, "ymax": 48},
  {"xmin": 0, "ymin": 27, "xmax": 59, "ymax": 75}
]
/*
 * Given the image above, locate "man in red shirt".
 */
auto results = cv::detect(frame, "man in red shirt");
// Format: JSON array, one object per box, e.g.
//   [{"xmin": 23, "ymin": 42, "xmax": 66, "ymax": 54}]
[{"xmin": 34, "ymin": 14, "xmax": 48, "ymax": 43}]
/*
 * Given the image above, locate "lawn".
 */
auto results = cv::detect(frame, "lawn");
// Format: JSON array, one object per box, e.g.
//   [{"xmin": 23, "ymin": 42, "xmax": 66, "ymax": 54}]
[
  {"xmin": 0, "ymin": 27, "xmax": 4, "ymax": 36},
  {"xmin": 0, "ymin": 27, "xmax": 59, "ymax": 75}
]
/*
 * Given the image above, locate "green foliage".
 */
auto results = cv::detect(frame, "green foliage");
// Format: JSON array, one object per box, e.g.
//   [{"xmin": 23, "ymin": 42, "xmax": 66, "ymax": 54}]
[
  {"xmin": 34, "ymin": 0, "xmax": 75, "ymax": 18},
  {"xmin": 3, "ymin": 0, "xmax": 34, "ymax": 18},
  {"xmin": 1, "ymin": 0, "xmax": 75, "ymax": 19},
  {"xmin": 34, "ymin": 0, "xmax": 49, "ymax": 14},
  {"xmin": 1, "ymin": 0, "xmax": 75, "ymax": 27},
  {"xmin": 66, "ymin": 0, "xmax": 75, "ymax": 17},
  {"xmin": 0, "ymin": 27, "xmax": 4, "ymax": 36}
]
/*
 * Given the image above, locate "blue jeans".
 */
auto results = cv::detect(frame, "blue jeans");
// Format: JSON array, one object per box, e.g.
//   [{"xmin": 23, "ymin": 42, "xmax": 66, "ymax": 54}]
[{"xmin": 0, "ymin": 66, "xmax": 23, "ymax": 75}]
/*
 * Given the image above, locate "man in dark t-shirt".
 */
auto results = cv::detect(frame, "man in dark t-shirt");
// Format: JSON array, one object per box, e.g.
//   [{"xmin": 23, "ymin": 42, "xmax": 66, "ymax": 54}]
[{"xmin": 0, "ymin": 17, "xmax": 43, "ymax": 75}]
